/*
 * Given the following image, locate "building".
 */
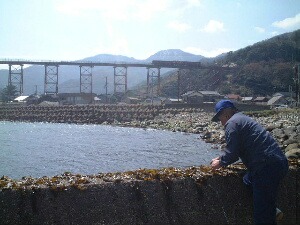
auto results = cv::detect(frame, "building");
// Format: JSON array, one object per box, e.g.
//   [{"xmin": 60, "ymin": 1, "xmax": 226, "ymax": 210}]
[
  {"xmin": 58, "ymin": 93, "xmax": 96, "ymax": 105},
  {"xmin": 226, "ymin": 94, "xmax": 242, "ymax": 102},
  {"xmin": 267, "ymin": 95, "xmax": 288, "ymax": 107},
  {"xmin": 253, "ymin": 97, "xmax": 269, "ymax": 105},
  {"xmin": 143, "ymin": 97, "xmax": 176, "ymax": 105},
  {"xmin": 241, "ymin": 97, "xmax": 253, "ymax": 103},
  {"xmin": 13, "ymin": 96, "xmax": 29, "ymax": 103},
  {"xmin": 182, "ymin": 91, "xmax": 222, "ymax": 103},
  {"xmin": 122, "ymin": 97, "xmax": 142, "ymax": 104}
]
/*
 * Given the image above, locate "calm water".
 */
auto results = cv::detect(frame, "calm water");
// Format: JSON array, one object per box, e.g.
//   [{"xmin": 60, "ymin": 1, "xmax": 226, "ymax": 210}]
[{"xmin": 0, "ymin": 121, "xmax": 219, "ymax": 179}]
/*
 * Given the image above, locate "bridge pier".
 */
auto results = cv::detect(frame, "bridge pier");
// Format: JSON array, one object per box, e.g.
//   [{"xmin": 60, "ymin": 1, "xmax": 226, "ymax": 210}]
[
  {"xmin": 80, "ymin": 65, "xmax": 93, "ymax": 94},
  {"xmin": 8, "ymin": 64, "xmax": 23, "ymax": 96},
  {"xmin": 114, "ymin": 66, "xmax": 127, "ymax": 95},
  {"xmin": 147, "ymin": 67, "xmax": 161, "ymax": 97},
  {"xmin": 44, "ymin": 65, "xmax": 59, "ymax": 95}
]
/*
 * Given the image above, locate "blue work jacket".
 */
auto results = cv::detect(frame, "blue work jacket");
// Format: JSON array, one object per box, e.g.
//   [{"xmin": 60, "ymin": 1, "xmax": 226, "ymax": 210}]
[{"xmin": 220, "ymin": 112, "xmax": 286, "ymax": 172}]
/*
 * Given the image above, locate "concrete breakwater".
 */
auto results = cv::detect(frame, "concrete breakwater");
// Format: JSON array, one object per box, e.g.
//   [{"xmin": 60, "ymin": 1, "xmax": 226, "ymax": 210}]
[
  {"xmin": 0, "ymin": 103, "xmax": 268, "ymax": 125},
  {"xmin": 0, "ymin": 163, "xmax": 299, "ymax": 225},
  {"xmin": 0, "ymin": 104, "xmax": 163, "ymax": 124}
]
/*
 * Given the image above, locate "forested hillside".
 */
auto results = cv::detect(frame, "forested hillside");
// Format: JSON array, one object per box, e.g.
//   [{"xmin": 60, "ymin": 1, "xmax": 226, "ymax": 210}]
[{"xmin": 157, "ymin": 29, "xmax": 300, "ymax": 97}]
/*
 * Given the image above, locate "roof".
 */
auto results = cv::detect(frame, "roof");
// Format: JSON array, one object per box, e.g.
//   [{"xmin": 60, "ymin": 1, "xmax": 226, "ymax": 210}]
[
  {"xmin": 199, "ymin": 91, "xmax": 221, "ymax": 96},
  {"xmin": 182, "ymin": 91, "xmax": 203, "ymax": 97},
  {"xmin": 123, "ymin": 97, "xmax": 140, "ymax": 100},
  {"xmin": 14, "ymin": 96, "xmax": 29, "ymax": 101},
  {"xmin": 254, "ymin": 97, "xmax": 268, "ymax": 101},
  {"xmin": 182, "ymin": 90, "xmax": 221, "ymax": 97},
  {"xmin": 242, "ymin": 97, "xmax": 253, "ymax": 101},
  {"xmin": 267, "ymin": 96, "xmax": 287, "ymax": 105},
  {"xmin": 181, "ymin": 91, "xmax": 197, "ymax": 96},
  {"xmin": 169, "ymin": 98, "xmax": 182, "ymax": 102}
]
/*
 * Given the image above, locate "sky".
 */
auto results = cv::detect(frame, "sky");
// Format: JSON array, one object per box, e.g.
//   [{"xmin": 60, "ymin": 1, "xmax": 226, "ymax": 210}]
[{"xmin": 0, "ymin": 0, "xmax": 300, "ymax": 64}]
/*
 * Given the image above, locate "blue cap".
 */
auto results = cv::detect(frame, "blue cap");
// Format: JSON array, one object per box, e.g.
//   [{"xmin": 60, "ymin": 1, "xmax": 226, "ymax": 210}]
[{"xmin": 211, "ymin": 100, "xmax": 236, "ymax": 122}]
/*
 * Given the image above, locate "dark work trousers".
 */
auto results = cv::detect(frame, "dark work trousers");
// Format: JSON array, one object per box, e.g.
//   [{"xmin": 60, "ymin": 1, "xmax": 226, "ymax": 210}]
[{"xmin": 243, "ymin": 158, "xmax": 288, "ymax": 225}]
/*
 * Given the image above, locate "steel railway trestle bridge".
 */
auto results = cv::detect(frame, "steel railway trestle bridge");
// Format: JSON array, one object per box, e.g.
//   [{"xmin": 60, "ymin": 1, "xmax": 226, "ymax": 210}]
[{"xmin": 0, "ymin": 59, "xmax": 234, "ymax": 97}]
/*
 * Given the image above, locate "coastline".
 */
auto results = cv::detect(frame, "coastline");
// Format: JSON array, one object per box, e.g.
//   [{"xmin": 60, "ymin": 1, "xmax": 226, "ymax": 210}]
[{"xmin": 0, "ymin": 104, "xmax": 299, "ymax": 225}]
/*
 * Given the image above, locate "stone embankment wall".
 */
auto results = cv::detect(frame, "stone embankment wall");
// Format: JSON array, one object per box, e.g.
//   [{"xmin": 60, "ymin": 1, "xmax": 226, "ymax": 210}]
[
  {"xmin": 0, "ymin": 103, "xmax": 269, "ymax": 124},
  {"xmin": 0, "ymin": 164, "xmax": 299, "ymax": 225}
]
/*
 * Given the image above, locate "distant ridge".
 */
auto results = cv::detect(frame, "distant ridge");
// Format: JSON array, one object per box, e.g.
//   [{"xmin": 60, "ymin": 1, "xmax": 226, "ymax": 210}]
[
  {"xmin": 80, "ymin": 54, "xmax": 140, "ymax": 63},
  {"xmin": 0, "ymin": 29, "xmax": 299, "ymax": 97},
  {"xmin": 146, "ymin": 49, "xmax": 205, "ymax": 62}
]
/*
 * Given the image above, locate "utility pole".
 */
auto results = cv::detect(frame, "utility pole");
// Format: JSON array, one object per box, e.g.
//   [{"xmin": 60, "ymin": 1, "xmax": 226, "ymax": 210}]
[
  {"xmin": 105, "ymin": 76, "xmax": 108, "ymax": 103},
  {"xmin": 294, "ymin": 64, "xmax": 300, "ymax": 106},
  {"xmin": 177, "ymin": 70, "xmax": 180, "ymax": 102}
]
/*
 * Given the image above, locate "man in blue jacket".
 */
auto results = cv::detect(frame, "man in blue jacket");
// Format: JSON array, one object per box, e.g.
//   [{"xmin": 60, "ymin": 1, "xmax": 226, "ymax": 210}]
[{"xmin": 210, "ymin": 100, "xmax": 288, "ymax": 225}]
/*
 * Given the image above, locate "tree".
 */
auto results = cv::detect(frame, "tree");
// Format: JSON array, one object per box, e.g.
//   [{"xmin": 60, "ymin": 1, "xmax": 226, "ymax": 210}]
[{"xmin": 0, "ymin": 84, "xmax": 18, "ymax": 102}]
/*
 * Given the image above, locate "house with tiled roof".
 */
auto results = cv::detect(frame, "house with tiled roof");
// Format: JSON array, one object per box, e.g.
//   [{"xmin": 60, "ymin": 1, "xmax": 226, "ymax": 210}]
[
  {"xmin": 267, "ymin": 95, "xmax": 288, "ymax": 106},
  {"xmin": 182, "ymin": 91, "xmax": 223, "ymax": 103},
  {"xmin": 253, "ymin": 96, "xmax": 269, "ymax": 105}
]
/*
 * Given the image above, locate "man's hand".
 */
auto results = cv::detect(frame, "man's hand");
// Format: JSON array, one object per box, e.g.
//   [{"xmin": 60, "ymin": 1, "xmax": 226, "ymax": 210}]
[{"xmin": 210, "ymin": 156, "xmax": 222, "ymax": 170}]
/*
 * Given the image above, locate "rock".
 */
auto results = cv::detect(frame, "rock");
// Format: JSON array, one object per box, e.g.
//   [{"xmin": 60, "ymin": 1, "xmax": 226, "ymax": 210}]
[
  {"xmin": 285, "ymin": 148, "xmax": 300, "ymax": 158},
  {"xmin": 296, "ymin": 125, "xmax": 300, "ymax": 133},
  {"xmin": 283, "ymin": 126, "xmax": 297, "ymax": 137},
  {"xmin": 195, "ymin": 127, "xmax": 204, "ymax": 132},
  {"xmin": 266, "ymin": 125, "xmax": 276, "ymax": 132},
  {"xmin": 283, "ymin": 138, "xmax": 298, "ymax": 146},
  {"xmin": 271, "ymin": 128, "xmax": 286, "ymax": 139},
  {"xmin": 284, "ymin": 143, "xmax": 299, "ymax": 152},
  {"xmin": 201, "ymin": 131, "xmax": 212, "ymax": 139}
]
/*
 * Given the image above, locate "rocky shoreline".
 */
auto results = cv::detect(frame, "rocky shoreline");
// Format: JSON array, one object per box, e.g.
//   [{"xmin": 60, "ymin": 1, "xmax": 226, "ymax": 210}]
[{"xmin": 116, "ymin": 108, "xmax": 300, "ymax": 160}]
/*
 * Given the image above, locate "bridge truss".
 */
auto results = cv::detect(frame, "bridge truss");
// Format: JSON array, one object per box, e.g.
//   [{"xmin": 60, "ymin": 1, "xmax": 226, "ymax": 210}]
[{"xmin": 0, "ymin": 59, "xmax": 235, "ymax": 98}]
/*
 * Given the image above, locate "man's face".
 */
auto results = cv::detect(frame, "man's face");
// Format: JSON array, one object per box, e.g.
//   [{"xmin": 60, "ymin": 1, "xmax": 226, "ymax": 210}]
[{"xmin": 218, "ymin": 110, "xmax": 229, "ymax": 126}]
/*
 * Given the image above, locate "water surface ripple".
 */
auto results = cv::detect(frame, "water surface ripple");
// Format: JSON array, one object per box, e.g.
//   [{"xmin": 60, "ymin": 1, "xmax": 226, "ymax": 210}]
[{"xmin": 0, "ymin": 121, "xmax": 219, "ymax": 179}]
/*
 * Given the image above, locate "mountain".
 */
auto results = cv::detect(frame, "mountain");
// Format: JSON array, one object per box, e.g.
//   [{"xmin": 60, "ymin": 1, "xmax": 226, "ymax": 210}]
[
  {"xmin": 155, "ymin": 29, "xmax": 300, "ymax": 97},
  {"xmin": 80, "ymin": 54, "xmax": 140, "ymax": 63},
  {"xmin": 1, "ymin": 29, "xmax": 299, "ymax": 97},
  {"xmin": 223, "ymin": 30, "xmax": 300, "ymax": 64},
  {"xmin": 146, "ymin": 49, "xmax": 205, "ymax": 62}
]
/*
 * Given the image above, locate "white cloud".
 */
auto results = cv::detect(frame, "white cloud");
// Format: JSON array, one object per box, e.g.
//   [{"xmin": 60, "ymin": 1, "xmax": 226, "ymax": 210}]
[
  {"xmin": 168, "ymin": 21, "xmax": 191, "ymax": 32},
  {"xmin": 184, "ymin": 47, "xmax": 232, "ymax": 58},
  {"xmin": 254, "ymin": 26, "xmax": 265, "ymax": 33},
  {"xmin": 201, "ymin": 20, "xmax": 225, "ymax": 33},
  {"xmin": 272, "ymin": 13, "xmax": 300, "ymax": 29}
]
